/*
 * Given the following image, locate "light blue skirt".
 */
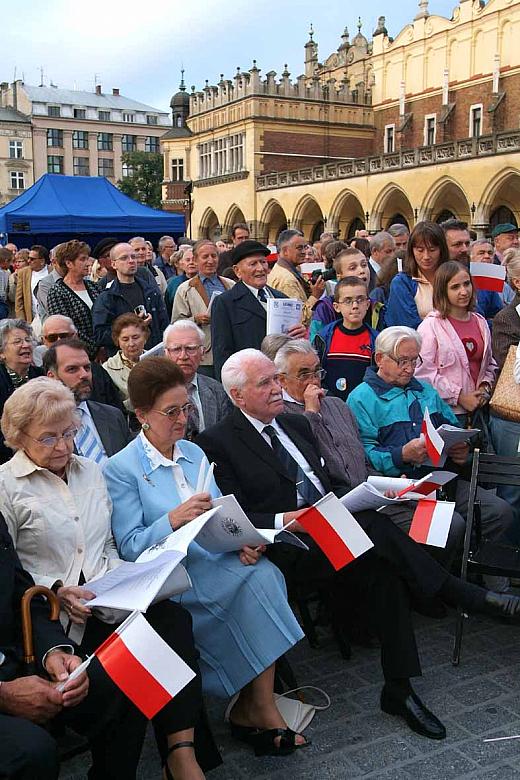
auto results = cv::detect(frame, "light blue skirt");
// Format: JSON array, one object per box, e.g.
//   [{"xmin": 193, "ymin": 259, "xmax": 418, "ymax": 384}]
[{"xmin": 174, "ymin": 542, "xmax": 304, "ymax": 698}]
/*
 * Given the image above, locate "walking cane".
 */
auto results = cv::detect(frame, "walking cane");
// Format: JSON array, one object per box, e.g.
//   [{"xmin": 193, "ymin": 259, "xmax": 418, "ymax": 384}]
[{"xmin": 21, "ymin": 586, "xmax": 60, "ymax": 675}]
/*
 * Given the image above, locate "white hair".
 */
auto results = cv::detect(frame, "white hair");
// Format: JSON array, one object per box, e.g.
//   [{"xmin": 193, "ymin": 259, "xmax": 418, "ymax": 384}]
[
  {"xmin": 370, "ymin": 231, "xmax": 395, "ymax": 251},
  {"xmin": 375, "ymin": 326, "xmax": 421, "ymax": 357},
  {"xmin": 274, "ymin": 339, "xmax": 317, "ymax": 373},
  {"xmin": 163, "ymin": 320, "xmax": 204, "ymax": 344},
  {"xmin": 221, "ymin": 348, "xmax": 273, "ymax": 401},
  {"xmin": 42, "ymin": 314, "xmax": 75, "ymax": 333}
]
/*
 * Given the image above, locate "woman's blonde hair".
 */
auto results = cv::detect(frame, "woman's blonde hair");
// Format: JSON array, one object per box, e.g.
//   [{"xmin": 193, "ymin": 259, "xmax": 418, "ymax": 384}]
[
  {"xmin": 503, "ymin": 248, "xmax": 520, "ymax": 286},
  {"xmin": 1, "ymin": 377, "xmax": 79, "ymax": 450}
]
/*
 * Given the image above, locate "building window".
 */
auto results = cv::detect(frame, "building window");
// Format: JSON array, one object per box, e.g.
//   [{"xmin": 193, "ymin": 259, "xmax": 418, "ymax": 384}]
[
  {"xmin": 98, "ymin": 158, "xmax": 114, "ymax": 177},
  {"xmin": 73, "ymin": 156, "xmax": 89, "ymax": 176},
  {"xmin": 384, "ymin": 124, "xmax": 395, "ymax": 154},
  {"xmin": 228, "ymin": 133, "xmax": 244, "ymax": 172},
  {"xmin": 74, "ymin": 108, "xmax": 86, "ymax": 119},
  {"xmin": 9, "ymin": 140, "xmax": 23, "ymax": 159},
  {"xmin": 97, "ymin": 133, "xmax": 113, "ymax": 151},
  {"xmin": 424, "ymin": 115, "xmax": 436, "ymax": 146},
  {"xmin": 171, "ymin": 158, "xmax": 184, "ymax": 182},
  {"xmin": 470, "ymin": 104, "xmax": 483, "ymax": 138},
  {"xmin": 145, "ymin": 136, "xmax": 159, "ymax": 153},
  {"xmin": 123, "ymin": 112, "xmax": 135, "ymax": 123},
  {"xmin": 47, "ymin": 155, "xmax": 64, "ymax": 174},
  {"xmin": 98, "ymin": 110, "xmax": 111, "ymax": 121},
  {"xmin": 72, "ymin": 130, "xmax": 89, "ymax": 149},
  {"xmin": 47, "ymin": 128, "xmax": 63, "ymax": 147},
  {"xmin": 47, "ymin": 105, "xmax": 61, "ymax": 117},
  {"xmin": 199, "ymin": 143, "xmax": 212, "ymax": 179},
  {"xmin": 213, "ymin": 137, "xmax": 227, "ymax": 177},
  {"xmin": 9, "ymin": 171, "xmax": 25, "ymax": 189},
  {"xmin": 146, "ymin": 114, "xmax": 158, "ymax": 125},
  {"xmin": 121, "ymin": 163, "xmax": 134, "ymax": 178},
  {"xmin": 121, "ymin": 134, "xmax": 136, "ymax": 152}
]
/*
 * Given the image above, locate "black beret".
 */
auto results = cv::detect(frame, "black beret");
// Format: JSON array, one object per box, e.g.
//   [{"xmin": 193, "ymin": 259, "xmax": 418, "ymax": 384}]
[{"xmin": 231, "ymin": 239, "xmax": 271, "ymax": 264}]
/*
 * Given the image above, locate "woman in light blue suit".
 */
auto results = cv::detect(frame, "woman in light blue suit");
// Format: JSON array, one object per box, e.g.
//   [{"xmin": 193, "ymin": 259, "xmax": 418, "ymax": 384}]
[{"xmin": 104, "ymin": 357, "xmax": 307, "ymax": 758}]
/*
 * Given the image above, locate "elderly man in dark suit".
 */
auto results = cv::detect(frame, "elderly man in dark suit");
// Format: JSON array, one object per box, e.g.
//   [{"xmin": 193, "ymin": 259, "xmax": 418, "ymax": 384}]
[
  {"xmin": 197, "ymin": 348, "xmax": 520, "ymax": 742},
  {"xmin": 0, "ymin": 513, "xmax": 147, "ymax": 779},
  {"xmin": 43, "ymin": 338, "xmax": 132, "ymax": 462},
  {"xmin": 163, "ymin": 321, "xmax": 232, "ymax": 438},
  {"xmin": 211, "ymin": 240, "xmax": 306, "ymax": 379}
]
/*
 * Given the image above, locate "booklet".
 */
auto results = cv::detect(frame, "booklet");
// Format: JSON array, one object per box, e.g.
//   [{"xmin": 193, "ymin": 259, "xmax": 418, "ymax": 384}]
[
  {"xmin": 266, "ymin": 298, "xmax": 304, "ymax": 335},
  {"xmin": 85, "ymin": 550, "xmax": 191, "ymax": 612},
  {"xmin": 207, "ymin": 290, "xmax": 223, "ymax": 313},
  {"xmin": 423, "ymin": 425, "xmax": 479, "ymax": 467},
  {"xmin": 340, "ymin": 481, "xmax": 411, "ymax": 513}
]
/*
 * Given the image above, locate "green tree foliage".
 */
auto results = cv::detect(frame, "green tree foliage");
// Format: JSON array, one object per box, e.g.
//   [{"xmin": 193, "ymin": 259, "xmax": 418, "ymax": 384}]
[{"xmin": 118, "ymin": 152, "xmax": 163, "ymax": 208}]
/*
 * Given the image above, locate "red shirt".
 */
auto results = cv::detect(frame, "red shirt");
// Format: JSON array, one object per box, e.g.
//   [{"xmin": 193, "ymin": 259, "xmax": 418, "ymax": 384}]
[{"xmin": 447, "ymin": 314, "xmax": 484, "ymax": 386}]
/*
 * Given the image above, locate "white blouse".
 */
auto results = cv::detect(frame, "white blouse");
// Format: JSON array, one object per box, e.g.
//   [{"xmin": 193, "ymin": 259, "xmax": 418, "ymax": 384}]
[{"xmin": 0, "ymin": 450, "xmax": 120, "ymax": 590}]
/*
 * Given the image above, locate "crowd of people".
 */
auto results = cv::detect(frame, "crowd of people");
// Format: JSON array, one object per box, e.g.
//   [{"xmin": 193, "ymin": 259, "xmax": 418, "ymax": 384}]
[{"xmin": 2, "ymin": 219, "xmax": 520, "ymax": 779}]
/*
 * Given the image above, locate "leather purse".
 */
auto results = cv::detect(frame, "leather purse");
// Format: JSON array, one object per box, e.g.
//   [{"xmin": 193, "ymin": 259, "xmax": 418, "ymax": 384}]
[{"xmin": 490, "ymin": 345, "xmax": 520, "ymax": 422}]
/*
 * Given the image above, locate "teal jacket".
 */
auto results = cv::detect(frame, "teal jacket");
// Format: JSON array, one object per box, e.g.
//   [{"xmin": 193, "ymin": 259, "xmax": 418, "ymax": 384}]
[{"xmin": 347, "ymin": 367, "xmax": 459, "ymax": 477}]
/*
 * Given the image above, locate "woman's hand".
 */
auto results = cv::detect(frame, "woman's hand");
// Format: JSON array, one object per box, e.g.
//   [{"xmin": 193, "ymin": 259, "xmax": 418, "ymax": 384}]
[
  {"xmin": 194, "ymin": 314, "xmax": 210, "ymax": 326},
  {"xmin": 168, "ymin": 492, "xmax": 212, "ymax": 530},
  {"xmin": 458, "ymin": 390, "xmax": 483, "ymax": 412},
  {"xmin": 56, "ymin": 586, "xmax": 94, "ymax": 625},
  {"xmin": 239, "ymin": 545, "xmax": 265, "ymax": 566}
]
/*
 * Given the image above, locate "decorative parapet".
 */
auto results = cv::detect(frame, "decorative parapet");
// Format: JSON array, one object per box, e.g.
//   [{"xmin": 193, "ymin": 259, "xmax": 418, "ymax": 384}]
[{"xmin": 256, "ymin": 131, "xmax": 520, "ymax": 190}]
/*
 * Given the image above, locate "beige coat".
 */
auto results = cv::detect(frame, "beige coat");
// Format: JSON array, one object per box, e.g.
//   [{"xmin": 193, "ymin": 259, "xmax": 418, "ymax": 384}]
[
  {"xmin": 267, "ymin": 263, "xmax": 317, "ymax": 327},
  {"xmin": 15, "ymin": 265, "xmax": 50, "ymax": 322},
  {"xmin": 102, "ymin": 350, "xmax": 133, "ymax": 410},
  {"xmin": 171, "ymin": 275, "xmax": 234, "ymax": 366}
]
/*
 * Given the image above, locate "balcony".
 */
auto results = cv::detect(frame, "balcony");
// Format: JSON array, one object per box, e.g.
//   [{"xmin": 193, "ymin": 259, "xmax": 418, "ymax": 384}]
[{"xmin": 256, "ymin": 131, "xmax": 520, "ymax": 191}]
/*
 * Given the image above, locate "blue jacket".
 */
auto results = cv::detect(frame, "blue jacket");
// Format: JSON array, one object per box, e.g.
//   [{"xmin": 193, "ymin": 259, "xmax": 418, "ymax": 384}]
[
  {"xmin": 104, "ymin": 435, "xmax": 221, "ymax": 561},
  {"xmin": 347, "ymin": 367, "xmax": 459, "ymax": 477},
  {"xmin": 385, "ymin": 272, "xmax": 502, "ymax": 329},
  {"xmin": 92, "ymin": 274, "xmax": 169, "ymax": 356},
  {"xmin": 314, "ymin": 319, "xmax": 378, "ymax": 359}
]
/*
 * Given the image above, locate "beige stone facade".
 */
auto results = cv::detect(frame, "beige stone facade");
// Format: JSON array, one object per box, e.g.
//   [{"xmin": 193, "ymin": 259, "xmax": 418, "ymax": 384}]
[
  {"xmin": 162, "ymin": 0, "xmax": 520, "ymax": 241},
  {"xmin": 0, "ymin": 108, "xmax": 34, "ymax": 205},
  {"xmin": 0, "ymin": 81, "xmax": 169, "ymax": 185}
]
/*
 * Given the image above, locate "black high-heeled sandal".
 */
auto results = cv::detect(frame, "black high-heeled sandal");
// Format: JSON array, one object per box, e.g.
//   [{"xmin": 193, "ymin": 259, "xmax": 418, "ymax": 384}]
[
  {"xmin": 163, "ymin": 740, "xmax": 195, "ymax": 780},
  {"xmin": 230, "ymin": 721, "xmax": 311, "ymax": 757}
]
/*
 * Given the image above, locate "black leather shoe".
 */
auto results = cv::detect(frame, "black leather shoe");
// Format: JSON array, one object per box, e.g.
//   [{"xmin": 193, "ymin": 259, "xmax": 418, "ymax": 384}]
[
  {"xmin": 484, "ymin": 591, "xmax": 520, "ymax": 619},
  {"xmin": 380, "ymin": 685, "xmax": 446, "ymax": 740}
]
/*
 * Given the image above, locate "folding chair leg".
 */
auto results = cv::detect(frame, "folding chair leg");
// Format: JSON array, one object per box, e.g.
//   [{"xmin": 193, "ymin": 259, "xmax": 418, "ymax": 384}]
[{"xmin": 452, "ymin": 608, "xmax": 465, "ymax": 666}]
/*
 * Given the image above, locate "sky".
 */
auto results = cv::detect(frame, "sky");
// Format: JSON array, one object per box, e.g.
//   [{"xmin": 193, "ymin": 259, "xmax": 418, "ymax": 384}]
[{"xmin": 6, "ymin": 0, "xmax": 458, "ymax": 112}]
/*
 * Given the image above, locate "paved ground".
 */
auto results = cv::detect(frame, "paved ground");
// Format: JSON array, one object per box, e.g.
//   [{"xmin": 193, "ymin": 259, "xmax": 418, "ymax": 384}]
[{"xmin": 61, "ymin": 609, "xmax": 520, "ymax": 779}]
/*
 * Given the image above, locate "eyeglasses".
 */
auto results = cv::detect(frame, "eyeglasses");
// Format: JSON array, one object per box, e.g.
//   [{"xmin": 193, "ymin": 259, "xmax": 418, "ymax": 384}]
[
  {"xmin": 151, "ymin": 403, "xmax": 194, "ymax": 420},
  {"xmin": 285, "ymin": 368, "xmax": 327, "ymax": 382},
  {"xmin": 388, "ymin": 355, "xmax": 423, "ymax": 369},
  {"xmin": 44, "ymin": 332, "xmax": 73, "ymax": 343},
  {"xmin": 8, "ymin": 337, "xmax": 33, "ymax": 347},
  {"xmin": 25, "ymin": 428, "xmax": 78, "ymax": 448},
  {"xmin": 165, "ymin": 345, "xmax": 203, "ymax": 356},
  {"xmin": 337, "ymin": 296, "xmax": 369, "ymax": 307}
]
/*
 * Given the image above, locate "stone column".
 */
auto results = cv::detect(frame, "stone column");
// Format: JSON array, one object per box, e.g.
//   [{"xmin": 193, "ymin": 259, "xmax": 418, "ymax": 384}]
[
  {"xmin": 63, "ymin": 130, "xmax": 73, "ymax": 175},
  {"xmin": 112, "ymin": 133, "xmax": 123, "ymax": 180},
  {"xmin": 88, "ymin": 132, "xmax": 99, "ymax": 177}
]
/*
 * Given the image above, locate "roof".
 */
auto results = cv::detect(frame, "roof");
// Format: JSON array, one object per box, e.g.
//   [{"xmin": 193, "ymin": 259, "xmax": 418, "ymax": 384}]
[
  {"xmin": 0, "ymin": 174, "xmax": 184, "ymax": 234},
  {"xmin": 0, "ymin": 107, "xmax": 30, "ymax": 123},
  {"xmin": 24, "ymin": 84, "xmax": 168, "ymax": 115},
  {"xmin": 161, "ymin": 127, "xmax": 192, "ymax": 140}
]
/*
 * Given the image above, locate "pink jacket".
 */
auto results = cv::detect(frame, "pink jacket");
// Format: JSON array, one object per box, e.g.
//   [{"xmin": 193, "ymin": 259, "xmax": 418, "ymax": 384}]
[{"xmin": 416, "ymin": 311, "xmax": 497, "ymax": 413}]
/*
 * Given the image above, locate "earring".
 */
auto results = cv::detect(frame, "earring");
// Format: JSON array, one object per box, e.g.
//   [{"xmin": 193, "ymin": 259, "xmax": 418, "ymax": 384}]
[{"xmin": 142, "ymin": 422, "xmax": 150, "ymax": 431}]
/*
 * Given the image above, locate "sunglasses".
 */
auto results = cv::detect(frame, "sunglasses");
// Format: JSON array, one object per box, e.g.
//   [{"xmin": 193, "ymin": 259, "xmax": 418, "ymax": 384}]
[{"xmin": 44, "ymin": 332, "xmax": 74, "ymax": 343}]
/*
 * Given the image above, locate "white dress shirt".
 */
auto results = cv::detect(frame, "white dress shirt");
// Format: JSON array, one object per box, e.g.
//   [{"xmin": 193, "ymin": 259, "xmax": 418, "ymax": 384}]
[
  {"xmin": 243, "ymin": 281, "xmax": 273, "ymax": 310},
  {"xmin": 369, "ymin": 257, "xmax": 380, "ymax": 275},
  {"xmin": 241, "ymin": 410, "xmax": 325, "ymax": 528},
  {"xmin": 75, "ymin": 401, "xmax": 107, "ymax": 460},
  {"xmin": 187, "ymin": 374, "xmax": 205, "ymax": 431}
]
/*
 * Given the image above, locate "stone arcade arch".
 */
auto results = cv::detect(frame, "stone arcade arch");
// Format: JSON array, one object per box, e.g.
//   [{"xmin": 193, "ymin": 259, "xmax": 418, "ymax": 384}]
[
  {"xmin": 480, "ymin": 168, "xmax": 520, "ymax": 231},
  {"xmin": 422, "ymin": 178, "xmax": 471, "ymax": 224},
  {"xmin": 222, "ymin": 204, "xmax": 247, "ymax": 239},
  {"xmin": 328, "ymin": 190, "xmax": 366, "ymax": 240},
  {"xmin": 371, "ymin": 184, "xmax": 414, "ymax": 232},
  {"xmin": 291, "ymin": 195, "xmax": 324, "ymax": 242},
  {"xmin": 258, "ymin": 199, "xmax": 288, "ymax": 244},
  {"xmin": 199, "ymin": 207, "xmax": 221, "ymax": 241}
]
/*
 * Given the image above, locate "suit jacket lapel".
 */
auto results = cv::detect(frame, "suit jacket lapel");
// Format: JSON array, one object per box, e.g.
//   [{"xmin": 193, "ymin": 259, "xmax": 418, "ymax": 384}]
[
  {"xmin": 276, "ymin": 414, "xmax": 330, "ymax": 492},
  {"xmin": 234, "ymin": 281, "xmax": 267, "ymax": 321},
  {"xmin": 86, "ymin": 401, "xmax": 112, "ymax": 456},
  {"xmin": 189, "ymin": 275, "xmax": 210, "ymax": 307},
  {"xmin": 232, "ymin": 408, "xmax": 288, "ymax": 478}
]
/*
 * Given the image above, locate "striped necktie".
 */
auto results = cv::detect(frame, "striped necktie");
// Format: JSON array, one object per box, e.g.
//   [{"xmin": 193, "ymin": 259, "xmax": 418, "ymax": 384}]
[
  {"xmin": 263, "ymin": 424, "xmax": 323, "ymax": 506},
  {"xmin": 76, "ymin": 407, "xmax": 107, "ymax": 465}
]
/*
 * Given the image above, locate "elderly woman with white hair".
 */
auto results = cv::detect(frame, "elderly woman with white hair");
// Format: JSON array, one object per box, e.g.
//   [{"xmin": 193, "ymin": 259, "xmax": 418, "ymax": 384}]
[
  {"xmin": 347, "ymin": 326, "xmax": 515, "ymax": 568},
  {"xmin": 0, "ymin": 376, "xmax": 222, "ymax": 777},
  {"xmin": 104, "ymin": 356, "xmax": 308, "ymax": 758}
]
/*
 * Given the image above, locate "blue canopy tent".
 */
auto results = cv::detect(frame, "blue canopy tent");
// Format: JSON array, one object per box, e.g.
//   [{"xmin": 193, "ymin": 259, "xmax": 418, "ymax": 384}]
[{"xmin": 0, "ymin": 174, "xmax": 185, "ymax": 248}]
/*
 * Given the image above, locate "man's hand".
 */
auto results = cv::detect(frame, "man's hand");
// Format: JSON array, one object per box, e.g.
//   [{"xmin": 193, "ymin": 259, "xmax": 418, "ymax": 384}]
[
  {"xmin": 57, "ymin": 586, "xmax": 94, "ymax": 625},
  {"xmin": 168, "ymin": 493, "xmax": 212, "ymax": 530},
  {"xmin": 302, "ymin": 383, "xmax": 325, "ymax": 413},
  {"xmin": 448, "ymin": 441, "xmax": 470, "ymax": 465},
  {"xmin": 287, "ymin": 323, "xmax": 307, "ymax": 340},
  {"xmin": 0, "ymin": 676, "xmax": 63, "ymax": 723},
  {"xmin": 402, "ymin": 437, "xmax": 428, "ymax": 464},
  {"xmin": 194, "ymin": 314, "xmax": 210, "ymax": 326},
  {"xmin": 239, "ymin": 545, "xmax": 265, "ymax": 566},
  {"xmin": 282, "ymin": 508, "xmax": 308, "ymax": 533},
  {"xmin": 309, "ymin": 276, "xmax": 325, "ymax": 299},
  {"xmin": 46, "ymin": 653, "xmax": 89, "ymax": 708}
]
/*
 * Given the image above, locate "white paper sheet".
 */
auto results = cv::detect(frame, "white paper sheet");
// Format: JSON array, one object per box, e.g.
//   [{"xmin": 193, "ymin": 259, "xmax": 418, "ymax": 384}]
[
  {"xmin": 366, "ymin": 476, "xmax": 415, "ymax": 493},
  {"xmin": 207, "ymin": 290, "xmax": 223, "ymax": 313},
  {"xmin": 340, "ymin": 481, "xmax": 410, "ymax": 513},
  {"xmin": 266, "ymin": 298, "xmax": 304, "ymax": 335}
]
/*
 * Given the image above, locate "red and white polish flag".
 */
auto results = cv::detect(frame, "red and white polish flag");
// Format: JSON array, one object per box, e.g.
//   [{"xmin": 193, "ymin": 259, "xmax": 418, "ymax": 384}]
[
  {"xmin": 298, "ymin": 492, "xmax": 374, "ymax": 571},
  {"xmin": 409, "ymin": 499, "xmax": 456, "ymax": 548},
  {"xmin": 470, "ymin": 261, "xmax": 506, "ymax": 293},
  {"xmin": 94, "ymin": 610, "xmax": 196, "ymax": 719},
  {"xmin": 398, "ymin": 470, "xmax": 457, "ymax": 498},
  {"xmin": 421, "ymin": 407, "xmax": 445, "ymax": 467}
]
